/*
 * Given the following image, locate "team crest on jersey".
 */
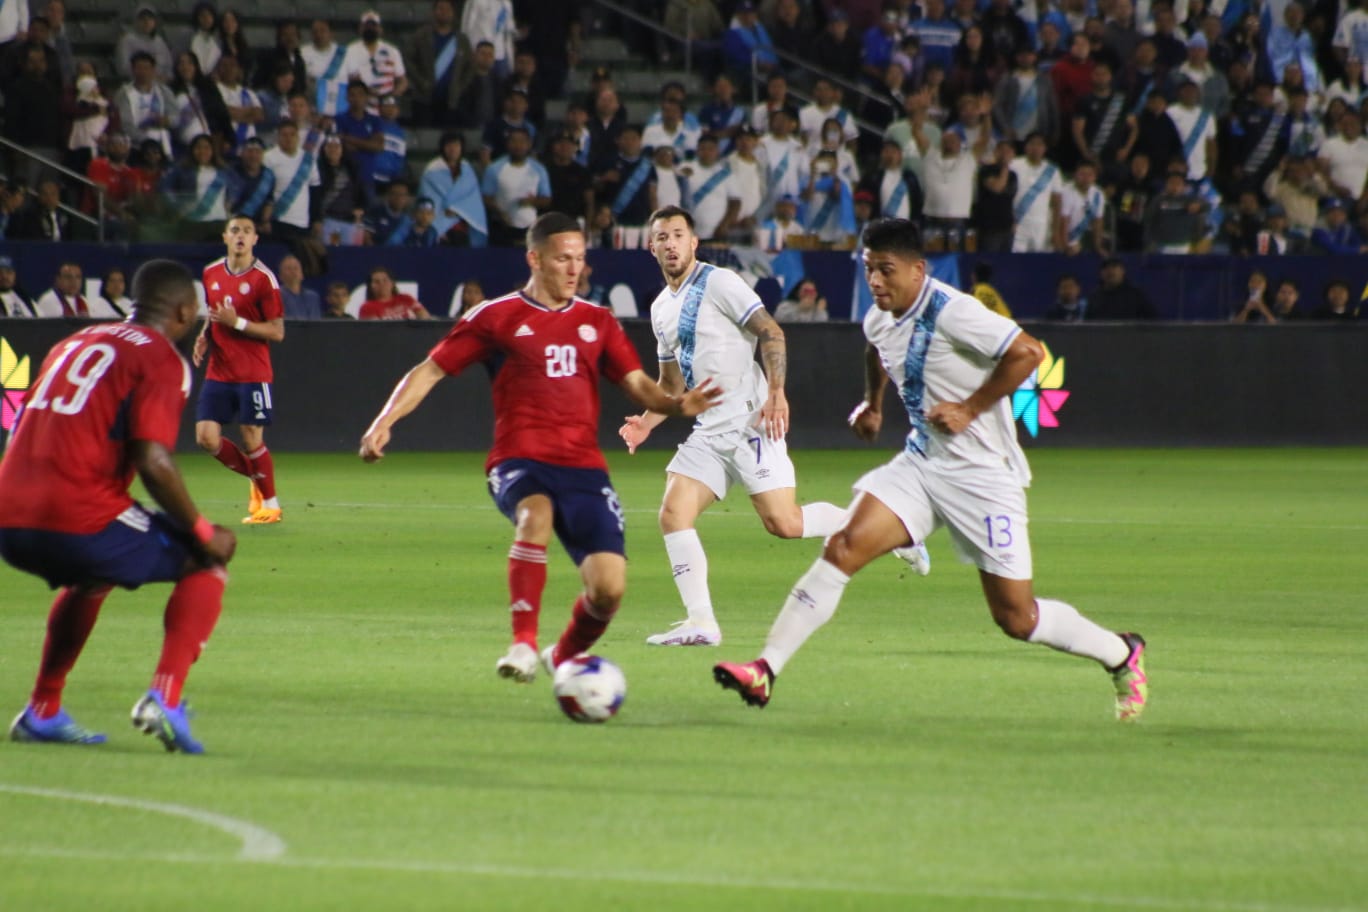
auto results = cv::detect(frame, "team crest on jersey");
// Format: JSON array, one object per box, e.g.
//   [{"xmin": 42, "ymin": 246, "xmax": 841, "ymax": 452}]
[
  {"xmin": 239, "ymin": 282, "xmax": 251, "ymax": 295},
  {"xmin": 578, "ymin": 325, "xmax": 598, "ymax": 343}
]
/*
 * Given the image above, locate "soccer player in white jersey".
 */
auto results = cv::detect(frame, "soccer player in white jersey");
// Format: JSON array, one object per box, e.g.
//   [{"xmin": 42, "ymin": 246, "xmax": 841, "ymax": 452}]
[
  {"xmin": 620, "ymin": 206, "xmax": 929, "ymax": 647},
  {"xmin": 713, "ymin": 218, "xmax": 1148, "ymax": 721}
]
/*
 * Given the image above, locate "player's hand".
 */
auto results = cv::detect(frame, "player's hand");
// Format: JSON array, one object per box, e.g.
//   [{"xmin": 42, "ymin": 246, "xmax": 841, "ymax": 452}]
[
  {"xmin": 619, "ymin": 415, "xmax": 651, "ymax": 454},
  {"xmin": 204, "ymin": 525, "xmax": 237, "ymax": 564},
  {"xmin": 756, "ymin": 389, "xmax": 789, "ymax": 441},
  {"xmin": 359, "ymin": 426, "xmax": 390, "ymax": 462},
  {"xmin": 926, "ymin": 401, "xmax": 977, "ymax": 435},
  {"xmin": 212, "ymin": 303, "xmax": 239, "ymax": 327},
  {"xmin": 192, "ymin": 333, "xmax": 208, "ymax": 367},
  {"xmin": 848, "ymin": 401, "xmax": 882, "ymax": 442},
  {"xmin": 678, "ymin": 378, "xmax": 723, "ymax": 417}
]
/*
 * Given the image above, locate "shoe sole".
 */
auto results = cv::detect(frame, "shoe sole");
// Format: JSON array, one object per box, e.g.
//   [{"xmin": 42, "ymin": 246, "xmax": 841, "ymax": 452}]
[
  {"xmin": 495, "ymin": 663, "xmax": 536, "ymax": 684},
  {"xmin": 646, "ymin": 636, "xmax": 721, "ymax": 647},
  {"xmin": 241, "ymin": 515, "xmax": 283, "ymax": 525},
  {"xmin": 712, "ymin": 666, "xmax": 769, "ymax": 708},
  {"xmin": 131, "ymin": 700, "xmax": 201, "ymax": 753}
]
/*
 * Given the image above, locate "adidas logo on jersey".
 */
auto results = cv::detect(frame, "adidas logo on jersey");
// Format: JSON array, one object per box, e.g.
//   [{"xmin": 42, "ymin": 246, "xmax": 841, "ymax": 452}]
[
  {"xmin": 210, "ymin": 282, "xmax": 220, "ymax": 290},
  {"xmin": 514, "ymin": 325, "xmax": 534, "ymax": 337}
]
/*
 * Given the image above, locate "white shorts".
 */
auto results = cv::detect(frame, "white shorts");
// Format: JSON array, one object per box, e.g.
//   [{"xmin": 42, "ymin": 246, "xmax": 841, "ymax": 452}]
[
  {"xmin": 1012, "ymin": 220, "xmax": 1051, "ymax": 253},
  {"xmin": 853, "ymin": 450, "xmax": 1033, "ymax": 580},
  {"xmin": 666, "ymin": 426, "xmax": 798, "ymax": 500}
]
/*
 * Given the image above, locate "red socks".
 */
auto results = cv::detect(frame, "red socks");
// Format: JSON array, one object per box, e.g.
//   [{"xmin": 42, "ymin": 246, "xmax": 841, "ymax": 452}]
[
  {"xmin": 151, "ymin": 567, "xmax": 226, "ymax": 708},
  {"xmin": 246, "ymin": 445, "xmax": 276, "ymax": 500},
  {"xmin": 552, "ymin": 595, "xmax": 613, "ymax": 667},
  {"xmin": 213, "ymin": 439, "xmax": 253, "ymax": 477},
  {"xmin": 29, "ymin": 586, "xmax": 111, "ymax": 718},
  {"xmin": 508, "ymin": 541, "xmax": 547, "ymax": 647}
]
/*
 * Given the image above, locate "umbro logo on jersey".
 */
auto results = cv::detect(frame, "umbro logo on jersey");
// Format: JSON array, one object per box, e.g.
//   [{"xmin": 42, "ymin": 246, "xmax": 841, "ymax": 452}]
[{"xmin": 515, "ymin": 325, "xmax": 534, "ymax": 337}]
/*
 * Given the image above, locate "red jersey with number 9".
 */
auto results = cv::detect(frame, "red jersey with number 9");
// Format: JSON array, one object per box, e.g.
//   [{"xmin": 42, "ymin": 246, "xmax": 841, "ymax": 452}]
[
  {"xmin": 202, "ymin": 257, "xmax": 283, "ymax": 382},
  {"xmin": 0, "ymin": 323, "xmax": 192, "ymax": 534},
  {"xmin": 428, "ymin": 292, "xmax": 643, "ymax": 472}
]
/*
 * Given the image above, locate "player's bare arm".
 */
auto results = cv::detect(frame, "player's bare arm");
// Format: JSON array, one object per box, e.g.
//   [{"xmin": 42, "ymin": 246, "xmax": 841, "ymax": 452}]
[
  {"xmin": 619, "ymin": 371, "xmax": 723, "ymax": 419},
  {"xmin": 849, "ymin": 343, "xmax": 888, "ymax": 442},
  {"xmin": 211, "ymin": 302, "xmax": 286, "ymax": 342},
  {"xmin": 131, "ymin": 439, "xmax": 236, "ymax": 565},
  {"xmin": 927, "ymin": 331, "xmax": 1044, "ymax": 435},
  {"xmin": 359, "ymin": 358, "xmax": 446, "ymax": 461},
  {"xmin": 619, "ymin": 360, "xmax": 685, "ymax": 454},
  {"xmin": 743, "ymin": 307, "xmax": 789, "ymax": 440}
]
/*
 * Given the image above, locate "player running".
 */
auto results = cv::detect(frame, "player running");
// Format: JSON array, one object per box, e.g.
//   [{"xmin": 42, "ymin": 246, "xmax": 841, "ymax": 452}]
[
  {"xmin": 1, "ymin": 260, "xmax": 237, "ymax": 753},
  {"xmin": 713, "ymin": 219, "xmax": 1148, "ymax": 721},
  {"xmin": 360, "ymin": 212, "xmax": 722, "ymax": 682},
  {"xmin": 194, "ymin": 214, "xmax": 286, "ymax": 524},
  {"xmin": 619, "ymin": 205, "xmax": 929, "ymax": 648}
]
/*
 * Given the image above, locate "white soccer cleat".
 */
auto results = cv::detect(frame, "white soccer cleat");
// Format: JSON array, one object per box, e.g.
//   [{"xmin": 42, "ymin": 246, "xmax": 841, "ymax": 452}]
[
  {"xmin": 893, "ymin": 542, "xmax": 932, "ymax": 577},
  {"xmin": 645, "ymin": 620, "xmax": 722, "ymax": 647},
  {"xmin": 495, "ymin": 642, "xmax": 539, "ymax": 683}
]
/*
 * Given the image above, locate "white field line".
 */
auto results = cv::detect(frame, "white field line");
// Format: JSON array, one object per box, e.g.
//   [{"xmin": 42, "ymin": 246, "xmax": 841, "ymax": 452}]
[
  {"xmin": 0, "ymin": 844, "xmax": 1360, "ymax": 912},
  {"xmin": 0, "ymin": 785, "xmax": 286, "ymax": 861}
]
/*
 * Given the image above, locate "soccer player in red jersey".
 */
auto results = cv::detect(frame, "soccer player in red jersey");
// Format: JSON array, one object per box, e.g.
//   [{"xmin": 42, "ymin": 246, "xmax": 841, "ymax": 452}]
[
  {"xmin": 360, "ymin": 212, "xmax": 722, "ymax": 682},
  {"xmin": 0, "ymin": 260, "xmax": 237, "ymax": 753},
  {"xmin": 194, "ymin": 214, "xmax": 287, "ymax": 524}
]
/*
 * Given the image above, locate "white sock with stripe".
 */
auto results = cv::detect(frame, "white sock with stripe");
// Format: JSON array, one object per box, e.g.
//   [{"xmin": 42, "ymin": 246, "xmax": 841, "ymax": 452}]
[
  {"xmin": 663, "ymin": 529, "xmax": 717, "ymax": 629},
  {"xmin": 760, "ymin": 558, "xmax": 850, "ymax": 675},
  {"xmin": 1028, "ymin": 598, "xmax": 1129, "ymax": 667}
]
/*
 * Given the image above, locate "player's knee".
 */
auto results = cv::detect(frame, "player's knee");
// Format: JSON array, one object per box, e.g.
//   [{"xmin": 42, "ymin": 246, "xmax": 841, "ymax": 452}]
[
  {"xmin": 584, "ymin": 586, "xmax": 623, "ymax": 618},
  {"xmin": 820, "ymin": 529, "xmax": 860, "ymax": 574},
  {"xmin": 990, "ymin": 600, "xmax": 1035, "ymax": 640},
  {"xmin": 657, "ymin": 502, "xmax": 690, "ymax": 534},
  {"xmin": 760, "ymin": 510, "xmax": 804, "ymax": 539},
  {"xmin": 195, "ymin": 426, "xmax": 220, "ymax": 452}
]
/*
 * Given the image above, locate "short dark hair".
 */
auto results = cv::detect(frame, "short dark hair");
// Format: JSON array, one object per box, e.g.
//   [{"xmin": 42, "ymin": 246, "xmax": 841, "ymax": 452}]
[
  {"xmin": 527, "ymin": 212, "xmax": 584, "ymax": 249},
  {"xmin": 973, "ymin": 262, "xmax": 993, "ymax": 283},
  {"xmin": 860, "ymin": 218, "xmax": 923, "ymax": 259},
  {"xmin": 224, "ymin": 212, "xmax": 255, "ymax": 227},
  {"xmin": 130, "ymin": 50, "xmax": 155, "ymax": 67},
  {"xmin": 648, "ymin": 205, "xmax": 694, "ymax": 231},
  {"xmin": 131, "ymin": 259, "xmax": 195, "ymax": 318}
]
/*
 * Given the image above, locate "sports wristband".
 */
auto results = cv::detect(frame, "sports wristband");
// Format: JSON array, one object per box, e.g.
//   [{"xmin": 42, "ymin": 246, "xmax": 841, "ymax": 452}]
[
  {"xmin": 192, "ymin": 516, "xmax": 215, "ymax": 546},
  {"xmin": 848, "ymin": 401, "xmax": 873, "ymax": 426},
  {"xmin": 234, "ymin": 317, "xmax": 248, "ymax": 332}
]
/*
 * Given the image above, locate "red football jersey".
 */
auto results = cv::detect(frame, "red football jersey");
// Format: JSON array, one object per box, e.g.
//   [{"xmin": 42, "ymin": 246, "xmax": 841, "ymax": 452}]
[
  {"xmin": 360, "ymin": 294, "xmax": 426, "ymax": 321},
  {"xmin": 428, "ymin": 292, "xmax": 643, "ymax": 471},
  {"xmin": 0, "ymin": 322, "xmax": 192, "ymax": 534},
  {"xmin": 201, "ymin": 257, "xmax": 283, "ymax": 383}
]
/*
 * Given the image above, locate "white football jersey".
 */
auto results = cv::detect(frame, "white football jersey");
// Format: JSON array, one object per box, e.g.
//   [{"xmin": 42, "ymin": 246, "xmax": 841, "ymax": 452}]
[
  {"xmin": 651, "ymin": 262, "xmax": 768, "ymax": 434},
  {"xmin": 862, "ymin": 276, "xmax": 1031, "ymax": 485}
]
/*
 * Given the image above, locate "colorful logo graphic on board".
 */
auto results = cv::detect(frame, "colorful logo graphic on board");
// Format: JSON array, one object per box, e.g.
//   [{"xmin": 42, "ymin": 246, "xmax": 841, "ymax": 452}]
[{"xmin": 1012, "ymin": 342, "xmax": 1069, "ymax": 437}]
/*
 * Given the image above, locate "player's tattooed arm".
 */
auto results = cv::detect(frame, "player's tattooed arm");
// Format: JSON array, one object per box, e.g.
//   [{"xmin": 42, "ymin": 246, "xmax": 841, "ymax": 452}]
[{"xmin": 744, "ymin": 308, "xmax": 787, "ymax": 390}]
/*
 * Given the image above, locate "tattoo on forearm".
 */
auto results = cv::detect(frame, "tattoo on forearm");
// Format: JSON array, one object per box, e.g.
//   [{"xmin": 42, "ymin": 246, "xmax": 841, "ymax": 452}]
[{"xmin": 759, "ymin": 331, "xmax": 787, "ymax": 388}]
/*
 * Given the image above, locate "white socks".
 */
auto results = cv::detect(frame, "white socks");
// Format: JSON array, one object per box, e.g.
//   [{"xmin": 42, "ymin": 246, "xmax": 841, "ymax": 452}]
[
  {"xmin": 760, "ymin": 558, "xmax": 850, "ymax": 675},
  {"xmin": 1028, "ymin": 598, "xmax": 1130, "ymax": 668},
  {"xmin": 663, "ymin": 529, "xmax": 717, "ymax": 629},
  {"xmin": 800, "ymin": 501, "xmax": 847, "ymax": 538}
]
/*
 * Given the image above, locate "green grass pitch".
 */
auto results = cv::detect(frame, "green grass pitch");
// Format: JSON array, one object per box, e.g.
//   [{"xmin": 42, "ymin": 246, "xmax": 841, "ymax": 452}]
[{"xmin": 1, "ymin": 448, "xmax": 1365, "ymax": 912}]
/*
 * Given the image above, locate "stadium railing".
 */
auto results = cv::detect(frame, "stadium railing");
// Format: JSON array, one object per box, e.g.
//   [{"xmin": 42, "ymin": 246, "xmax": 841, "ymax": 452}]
[{"xmin": 0, "ymin": 138, "xmax": 108, "ymax": 244}]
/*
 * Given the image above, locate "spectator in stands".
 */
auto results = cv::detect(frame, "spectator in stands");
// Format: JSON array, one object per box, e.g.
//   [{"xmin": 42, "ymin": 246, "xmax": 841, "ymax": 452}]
[
  {"xmin": 766, "ymin": 0, "xmax": 806, "ymax": 63},
  {"xmin": 1283, "ymin": 87, "xmax": 1321, "ymax": 159},
  {"xmin": 559, "ymin": 101, "xmax": 593, "ymax": 168},
  {"xmin": 33, "ymin": 261, "xmax": 93, "ymax": 317},
  {"xmin": 593, "ymin": 126, "xmax": 654, "ymax": 247},
  {"xmin": 587, "ymin": 202, "xmax": 615, "ymax": 249},
  {"xmin": 677, "ymin": 134, "xmax": 738, "ymax": 240},
  {"xmin": 1072, "ymin": 61, "xmax": 1137, "ymax": 173},
  {"xmin": 699, "ymin": 74, "xmax": 747, "ymax": 154},
  {"xmin": 343, "ymin": 11, "xmax": 407, "ymax": 113},
  {"xmin": 1010, "ymin": 131, "xmax": 1064, "ymax": 251},
  {"xmin": 1101, "ymin": 0, "xmax": 1140, "ymax": 66},
  {"xmin": 885, "ymin": 87, "xmax": 942, "ymax": 184},
  {"xmin": 1061, "ymin": 159, "xmax": 1107, "ymax": 253},
  {"xmin": 1051, "ymin": 33, "xmax": 1096, "ymax": 123},
  {"xmin": 1254, "ymin": 203, "xmax": 1294, "ymax": 254},
  {"xmin": 116, "ymin": 52, "xmax": 177, "ymax": 163},
  {"xmin": 1175, "ymin": 33, "xmax": 1229, "ymax": 118},
  {"xmin": 803, "ymin": 120, "xmax": 860, "ymax": 243},
  {"xmin": 762, "ymin": 105, "xmax": 812, "ymax": 203},
  {"xmin": 1148, "ymin": 1, "xmax": 1187, "ymax": 70},
  {"xmin": 0, "ymin": 255, "xmax": 38, "ymax": 317},
  {"xmin": 183, "ymin": 3, "xmax": 221, "ymax": 77},
  {"xmin": 972, "ymin": 139, "xmax": 1017, "ymax": 252},
  {"xmin": 1144, "ymin": 166, "xmax": 1208, "ymax": 252},
  {"xmin": 363, "ymin": 180, "xmax": 411, "ymax": 245},
  {"xmin": 544, "ymin": 131, "xmax": 594, "ymax": 224},
  {"xmin": 85, "ymin": 133, "xmax": 140, "ymax": 237},
  {"xmin": 461, "ymin": 0, "xmax": 517, "ymax": 79},
  {"xmin": 1310, "ymin": 279, "xmax": 1359, "ymax": 320},
  {"xmin": 980, "ymin": 0, "xmax": 1030, "ymax": 70},
  {"xmin": 861, "ymin": 139, "xmax": 920, "ymax": 221},
  {"xmin": 1232, "ymin": 270, "xmax": 1275, "ymax": 322},
  {"xmin": 369, "ymin": 95, "xmax": 408, "ymax": 196},
  {"xmin": 726, "ymin": 1, "xmax": 779, "ymax": 83},
  {"xmin": 482, "ymin": 87, "xmax": 537, "ymax": 166},
  {"xmin": 946, "ymin": 25, "xmax": 1001, "ymax": 106},
  {"xmin": 451, "ymin": 278, "xmax": 484, "ymax": 317},
  {"xmin": 169, "ymin": 51, "xmax": 230, "ymax": 155},
  {"xmin": 216, "ymin": 10, "xmax": 251, "ymax": 83},
  {"xmin": 921, "ymin": 126, "xmax": 982, "ymax": 241},
  {"xmin": 1269, "ymin": 2, "xmax": 1320, "ymax": 93},
  {"xmin": 504, "ymin": 50, "xmax": 546, "ymax": 130},
  {"xmin": 774, "ymin": 277, "xmax": 830, "ymax": 322},
  {"xmin": 264, "ymin": 120, "xmax": 325, "ymax": 272},
  {"xmin": 4, "ymin": 44, "xmax": 62, "ymax": 189},
  {"xmin": 725, "ymin": 125, "xmax": 764, "ymax": 238},
  {"xmin": 754, "ymin": 193, "xmax": 805, "ymax": 251},
  {"xmin": 93, "ymin": 267, "xmax": 132, "ymax": 318},
  {"xmin": 994, "ymin": 46, "xmax": 1060, "ymax": 152},
  {"xmin": 255, "ymin": 21, "xmax": 305, "ymax": 94},
  {"xmin": 1311, "ymin": 197, "xmax": 1368, "ymax": 253},
  {"xmin": 359, "ymin": 265, "xmax": 430, "ymax": 320},
  {"xmin": 65, "ymin": 61, "xmax": 111, "ymax": 175},
  {"xmin": 405, "ymin": 0, "xmax": 473, "ymax": 128},
  {"xmin": 302, "ymin": 18, "xmax": 346, "ymax": 113},
  {"xmin": 861, "ymin": 6, "xmax": 903, "ymax": 88},
  {"xmin": 1336, "ymin": 0, "xmax": 1368, "ymax": 70},
  {"xmin": 323, "ymin": 281, "xmax": 353, "ymax": 318},
  {"xmin": 799, "ymin": 78, "xmax": 858, "ymax": 156},
  {"xmin": 1045, "ymin": 273, "xmax": 1088, "ymax": 321},
  {"xmin": 394, "ymin": 196, "xmax": 439, "ymax": 248},
  {"xmin": 0, "ymin": 0, "xmax": 27, "ymax": 53},
  {"xmin": 160, "ymin": 133, "xmax": 229, "ymax": 241},
  {"xmin": 276, "ymin": 254, "xmax": 321, "ymax": 319},
  {"xmin": 1217, "ymin": 189, "xmax": 1265, "ymax": 255},
  {"xmin": 9, "ymin": 178, "xmax": 70, "ymax": 241},
  {"xmin": 1089, "ymin": 256, "xmax": 1157, "ymax": 319},
  {"xmin": 1167, "ymin": 77, "xmax": 1218, "ymax": 184},
  {"xmin": 644, "ymin": 98, "xmax": 702, "ymax": 161},
  {"xmin": 652, "ymin": 145, "xmax": 684, "ymax": 211},
  {"xmin": 227, "ymin": 136, "xmax": 275, "ymax": 227},
  {"xmin": 39, "ymin": 1, "xmax": 73, "ymax": 84},
  {"xmin": 1230, "ymin": 81, "xmax": 1287, "ymax": 195},
  {"xmin": 1264, "ymin": 154, "xmax": 1326, "ymax": 239},
  {"xmin": 420, "ymin": 132, "xmax": 487, "ymax": 246},
  {"xmin": 891, "ymin": 36, "xmax": 926, "ymax": 100},
  {"xmin": 215, "ymin": 55, "xmax": 264, "ymax": 155},
  {"xmin": 5, "ymin": 20, "xmax": 63, "ymax": 99},
  {"xmin": 1267, "ymin": 278, "xmax": 1305, "ymax": 320},
  {"xmin": 115, "ymin": 6, "xmax": 173, "ymax": 82},
  {"xmin": 453, "ymin": 41, "xmax": 499, "ymax": 131},
  {"xmin": 1118, "ymin": 39, "xmax": 1164, "ymax": 113},
  {"xmin": 1326, "ymin": 57, "xmax": 1364, "ymax": 111},
  {"xmin": 334, "ymin": 80, "xmax": 383, "ymax": 193},
  {"xmin": 1318, "ymin": 110, "xmax": 1368, "ymax": 205},
  {"xmin": 317, "ymin": 134, "xmax": 366, "ymax": 245},
  {"xmin": 482, "ymin": 126, "xmax": 550, "ymax": 246},
  {"xmin": 970, "ymin": 262, "xmax": 1011, "ymax": 317},
  {"xmin": 809, "ymin": 8, "xmax": 862, "ymax": 81},
  {"xmin": 517, "ymin": 0, "xmax": 580, "ymax": 100},
  {"xmin": 749, "ymin": 73, "xmax": 791, "ymax": 136},
  {"xmin": 257, "ymin": 64, "xmax": 297, "ymax": 134}
]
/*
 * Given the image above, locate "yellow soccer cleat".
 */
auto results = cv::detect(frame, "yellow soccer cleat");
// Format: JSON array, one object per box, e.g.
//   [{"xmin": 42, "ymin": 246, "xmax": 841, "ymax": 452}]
[
  {"xmin": 247, "ymin": 481, "xmax": 263, "ymax": 514},
  {"xmin": 241, "ymin": 507, "xmax": 283, "ymax": 525}
]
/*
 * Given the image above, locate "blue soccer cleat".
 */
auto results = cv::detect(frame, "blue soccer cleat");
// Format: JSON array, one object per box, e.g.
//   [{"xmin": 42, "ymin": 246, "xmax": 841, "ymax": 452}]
[
  {"xmin": 9, "ymin": 706, "xmax": 107, "ymax": 745},
  {"xmin": 130, "ymin": 691, "xmax": 204, "ymax": 754}
]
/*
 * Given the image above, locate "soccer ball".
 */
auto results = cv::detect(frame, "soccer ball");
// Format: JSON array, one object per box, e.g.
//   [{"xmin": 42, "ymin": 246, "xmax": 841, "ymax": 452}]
[{"xmin": 552, "ymin": 655, "xmax": 626, "ymax": 723}]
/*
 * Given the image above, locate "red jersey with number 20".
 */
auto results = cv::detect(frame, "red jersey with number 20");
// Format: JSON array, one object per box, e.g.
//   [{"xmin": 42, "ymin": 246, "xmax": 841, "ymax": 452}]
[
  {"xmin": 202, "ymin": 257, "xmax": 283, "ymax": 383},
  {"xmin": 428, "ymin": 292, "xmax": 643, "ymax": 472},
  {"xmin": 0, "ymin": 323, "xmax": 192, "ymax": 534}
]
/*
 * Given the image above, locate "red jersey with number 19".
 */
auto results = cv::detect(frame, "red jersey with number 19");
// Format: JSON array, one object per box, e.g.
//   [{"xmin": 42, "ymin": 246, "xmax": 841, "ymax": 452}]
[
  {"xmin": 202, "ymin": 258, "xmax": 283, "ymax": 383},
  {"xmin": 428, "ymin": 292, "xmax": 643, "ymax": 472},
  {"xmin": 0, "ymin": 323, "xmax": 192, "ymax": 534}
]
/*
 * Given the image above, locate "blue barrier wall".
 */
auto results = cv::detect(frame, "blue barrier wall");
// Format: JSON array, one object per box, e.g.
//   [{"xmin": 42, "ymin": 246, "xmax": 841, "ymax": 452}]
[{"xmin": 3, "ymin": 241, "xmax": 1366, "ymax": 321}]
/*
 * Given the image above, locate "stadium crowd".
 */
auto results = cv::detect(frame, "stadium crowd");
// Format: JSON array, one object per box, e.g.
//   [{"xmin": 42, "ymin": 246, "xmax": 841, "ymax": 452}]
[{"xmin": 0, "ymin": 0, "xmax": 1365, "ymax": 320}]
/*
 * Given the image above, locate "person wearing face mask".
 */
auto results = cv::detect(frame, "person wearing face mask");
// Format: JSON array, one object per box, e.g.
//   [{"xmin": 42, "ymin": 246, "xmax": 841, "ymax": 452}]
[
  {"xmin": 803, "ymin": 116, "xmax": 861, "ymax": 243},
  {"xmin": 342, "ymin": 10, "xmax": 408, "ymax": 114}
]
